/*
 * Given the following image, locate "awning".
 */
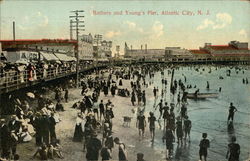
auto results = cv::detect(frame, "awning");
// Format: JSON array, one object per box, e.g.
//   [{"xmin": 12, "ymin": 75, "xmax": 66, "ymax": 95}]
[
  {"xmin": 96, "ymin": 58, "xmax": 109, "ymax": 62},
  {"xmin": 54, "ymin": 53, "xmax": 76, "ymax": 62},
  {"xmin": 40, "ymin": 52, "xmax": 59, "ymax": 61}
]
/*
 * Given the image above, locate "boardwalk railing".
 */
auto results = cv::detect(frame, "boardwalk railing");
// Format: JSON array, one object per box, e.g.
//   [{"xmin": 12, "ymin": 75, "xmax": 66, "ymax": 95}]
[
  {"xmin": 0, "ymin": 62, "xmax": 109, "ymax": 94},
  {"xmin": 0, "ymin": 59, "xmax": 249, "ymax": 94}
]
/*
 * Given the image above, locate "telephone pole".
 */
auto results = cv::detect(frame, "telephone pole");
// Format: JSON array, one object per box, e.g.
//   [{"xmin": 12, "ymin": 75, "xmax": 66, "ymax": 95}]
[{"xmin": 69, "ymin": 10, "xmax": 85, "ymax": 88}]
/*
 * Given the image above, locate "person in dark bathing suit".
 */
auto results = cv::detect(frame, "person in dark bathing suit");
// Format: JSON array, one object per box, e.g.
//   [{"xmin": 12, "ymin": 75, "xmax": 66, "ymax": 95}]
[
  {"xmin": 226, "ymin": 136, "xmax": 240, "ymax": 161},
  {"xmin": 227, "ymin": 103, "xmax": 237, "ymax": 123},
  {"xmin": 199, "ymin": 133, "xmax": 210, "ymax": 161},
  {"xmin": 114, "ymin": 137, "xmax": 127, "ymax": 161},
  {"xmin": 148, "ymin": 112, "xmax": 156, "ymax": 141},
  {"xmin": 137, "ymin": 111, "xmax": 146, "ymax": 140}
]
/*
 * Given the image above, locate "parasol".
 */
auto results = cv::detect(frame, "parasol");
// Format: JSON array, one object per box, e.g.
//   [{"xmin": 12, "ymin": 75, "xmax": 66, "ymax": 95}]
[{"xmin": 26, "ymin": 92, "xmax": 35, "ymax": 98}]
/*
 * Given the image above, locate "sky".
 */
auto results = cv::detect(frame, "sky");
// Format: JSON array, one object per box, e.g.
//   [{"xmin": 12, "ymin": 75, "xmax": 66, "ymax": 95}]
[{"xmin": 0, "ymin": 0, "xmax": 249, "ymax": 54}]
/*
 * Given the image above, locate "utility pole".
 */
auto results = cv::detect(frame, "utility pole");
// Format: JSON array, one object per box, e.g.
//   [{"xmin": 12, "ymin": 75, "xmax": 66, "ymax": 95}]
[{"xmin": 69, "ymin": 10, "xmax": 85, "ymax": 88}]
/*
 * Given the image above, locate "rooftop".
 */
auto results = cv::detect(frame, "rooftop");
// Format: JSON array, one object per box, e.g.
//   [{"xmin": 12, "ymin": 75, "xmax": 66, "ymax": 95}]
[
  {"xmin": 0, "ymin": 39, "xmax": 77, "ymax": 44},
  {"xmin": 189, "ymin": 49, "xmax": 210, "ymax": 55}
]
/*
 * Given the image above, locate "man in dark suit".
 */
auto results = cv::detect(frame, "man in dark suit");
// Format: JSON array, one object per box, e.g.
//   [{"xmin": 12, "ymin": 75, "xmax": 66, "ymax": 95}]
[
  {"xmin": 40, "ymin": 114, "xmax": 50, "ymax": 145},
  {"xmin": 49, "ymin": 113, "xmax": 57, "ymax": 142},
  {"xmin": 0, "ymin": 119, "xmax": 11, "ymax": 159}
]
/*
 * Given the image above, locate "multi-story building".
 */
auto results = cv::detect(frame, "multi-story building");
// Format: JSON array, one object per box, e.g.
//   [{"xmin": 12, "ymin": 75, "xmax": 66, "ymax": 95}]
[
  {"xmin": 201, "ymin": 41, "xmax": 250, "ymax": 61},
  {"xmin": 124, "ymin": 43, "xmax": 165, "ymax": 61},
  {"xmin": 78, "ymin": 33, "xmax": 94, "ymax": 60},
  {"xmin": 100, "ymin": 40, "xmax": 112, "ymax": 58},
  {"xmin": 189, "ymin": 41, "xmax": 250, "ymax": 61},
  {"xmin": 93, "ymin": 40, "xmax": 112, "ymax": 60}
]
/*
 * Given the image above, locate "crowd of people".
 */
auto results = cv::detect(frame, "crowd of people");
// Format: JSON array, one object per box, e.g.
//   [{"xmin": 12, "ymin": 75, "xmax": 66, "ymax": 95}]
[
  {"xmin": 0, "ymin": 60, "xmax": 98, "ymax": 89},
  {"xmin": 0, "ymin": 62, "xmax": 247, "ymax": 161}
]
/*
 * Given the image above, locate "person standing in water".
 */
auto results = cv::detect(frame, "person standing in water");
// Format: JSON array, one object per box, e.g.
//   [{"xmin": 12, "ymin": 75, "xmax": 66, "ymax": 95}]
[
  {"xmin": 206, "ymin": 81, "xmax": 210, "ymax": 90},
  {"xmin": 155, "ymin": 99, "xmax": 163, "ymax": 120},
  {"xmin": 227, "ymin": 103, "xmax": 237, "ymax": 123},
  {"xmin": 136, "ymin": 111, "xmax": 146, "ymax": 140},
  {"xmin": 114, "ymin": 137, "xmax": 127, "ymax": 161},
  {"xmin": 226, "ymin": 136, "xmax": 240, "ymax": 161},
  {"xmin": 184, "ymin": 116, "xmax": 192, "ymax": 143},
  {"xmin": 148, "ymin": 112, "xmax": 156, "ymax": 141},
  {"xmin": 199, "ymin": 133, "xmax": 210, "ymax": 161},
  {"xmin": 163, "ymin": 125, "xmax": 175, "ymax": 159}
]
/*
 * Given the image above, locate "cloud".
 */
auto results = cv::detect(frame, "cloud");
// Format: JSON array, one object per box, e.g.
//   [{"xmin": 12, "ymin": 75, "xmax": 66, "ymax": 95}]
[
  {"xmin": 124, "ymin": 21, "xmax": 136, "ymax": 29},
  {"xmin": 152, "ymin": 21, "xmax": 164, "ymax": 38},
  {"xmin": 124, "ymin": 21, "xmax": 144, "ymax": 33},
  {"xmin": 36, "ymin": 12, "xmax": 49, "ymax": 27},
  {"xmin": 18, "ymin": 11, "xmax": 49, "ymax": 30},
  {"xmin": 105, "ymin": 31, "xmax": 121, "ymax": 38},
  {"xmin": 197, "ymin": 13, "xmax": 232, "ymax": 30},
  {"xmin": 239, "ymin": 29, "xmax": 247, "ymax": 38},
  {"xmin": 213, "ymin": 13, "xmax": 232, "ymax": 29},
  {"xmin": 196, "ymin": 19, "xmax": 214, "ymax": 30}
]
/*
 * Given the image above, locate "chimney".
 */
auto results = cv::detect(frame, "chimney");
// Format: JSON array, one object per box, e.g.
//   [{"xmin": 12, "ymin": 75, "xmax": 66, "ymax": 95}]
[
  {"xmin": 131, "ymin": 45, "xmax": 132, "ymax": 50},
  {"xmin": 145, "ymin": 44, "xmax": 147, "ymax": 52},
  {"xmin": 141, "ymin": 45, "xmax": 143, "ymax": 50},
  {"xmin": 13, "ymin": 21, "xmax": 15, "ymax": 41},
  {"xmin": 205, "ymin": 43, "xmax": 212, "ymax": 47}
]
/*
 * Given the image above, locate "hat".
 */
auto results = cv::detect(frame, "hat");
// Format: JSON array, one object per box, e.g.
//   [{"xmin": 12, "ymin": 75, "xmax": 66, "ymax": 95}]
[
  {"xmin": 202, "ymin": 133, "xmax": 207, "ymax": 138},
  {"xmin": 11, "ymin": 115, "xmax": 18, "ymax": 120},
  {"xmin": 137, "ymin": 153, "xmax": 144, "ymax": 160}
]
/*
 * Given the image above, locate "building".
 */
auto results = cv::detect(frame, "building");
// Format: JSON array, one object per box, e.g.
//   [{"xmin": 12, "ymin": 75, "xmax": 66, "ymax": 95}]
[
  {"xmin": 0, "ymin": 39, "xmax": 77, "ymax": 63},
  {"xmin": 99, "ymin": 40, "xmax": 112, "ymax": 58},
  {"xmin": 93, "ymin": 39, "xmax": 112, "ymax": 60},
  {"xmin": 124, "ymin": 43, "xmax": 165, "ymax": 61},
  {"xmin": 0, "ymin": 39, "xmax": 76, "ymax": 54},
  {"xmin": 78, "ymin": 33, "xmax": 94, "ymax": 60},
  {"xmin": 189, "ymin": 49, "xmax": 212, "ymax": 61},
  {"xmin": 165, "ymin": 47, "xmax": 194, "ymax": 61},
  {"xmin": 201, "ymin": 41, "xmax": 250, "ymax": 61},
  {"xmin": 189, "ymin": 41, "xmax": 250, "ymax": 61}
]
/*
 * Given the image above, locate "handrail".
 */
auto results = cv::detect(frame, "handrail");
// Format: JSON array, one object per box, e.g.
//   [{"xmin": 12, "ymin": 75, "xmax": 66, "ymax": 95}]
[
  {"xmin": 0, "ymin": 63, "xmax": 97, "ymax": 92},
  {"xmin": 0, "ymin": 60, "xmax": 249, "ymax": 93}
]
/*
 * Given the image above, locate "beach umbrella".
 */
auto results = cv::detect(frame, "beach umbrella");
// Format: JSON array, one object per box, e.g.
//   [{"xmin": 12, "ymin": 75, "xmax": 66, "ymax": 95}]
[{"xmin": 26, "ymin": 92, "xmax": 35, "ymax": 98}]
